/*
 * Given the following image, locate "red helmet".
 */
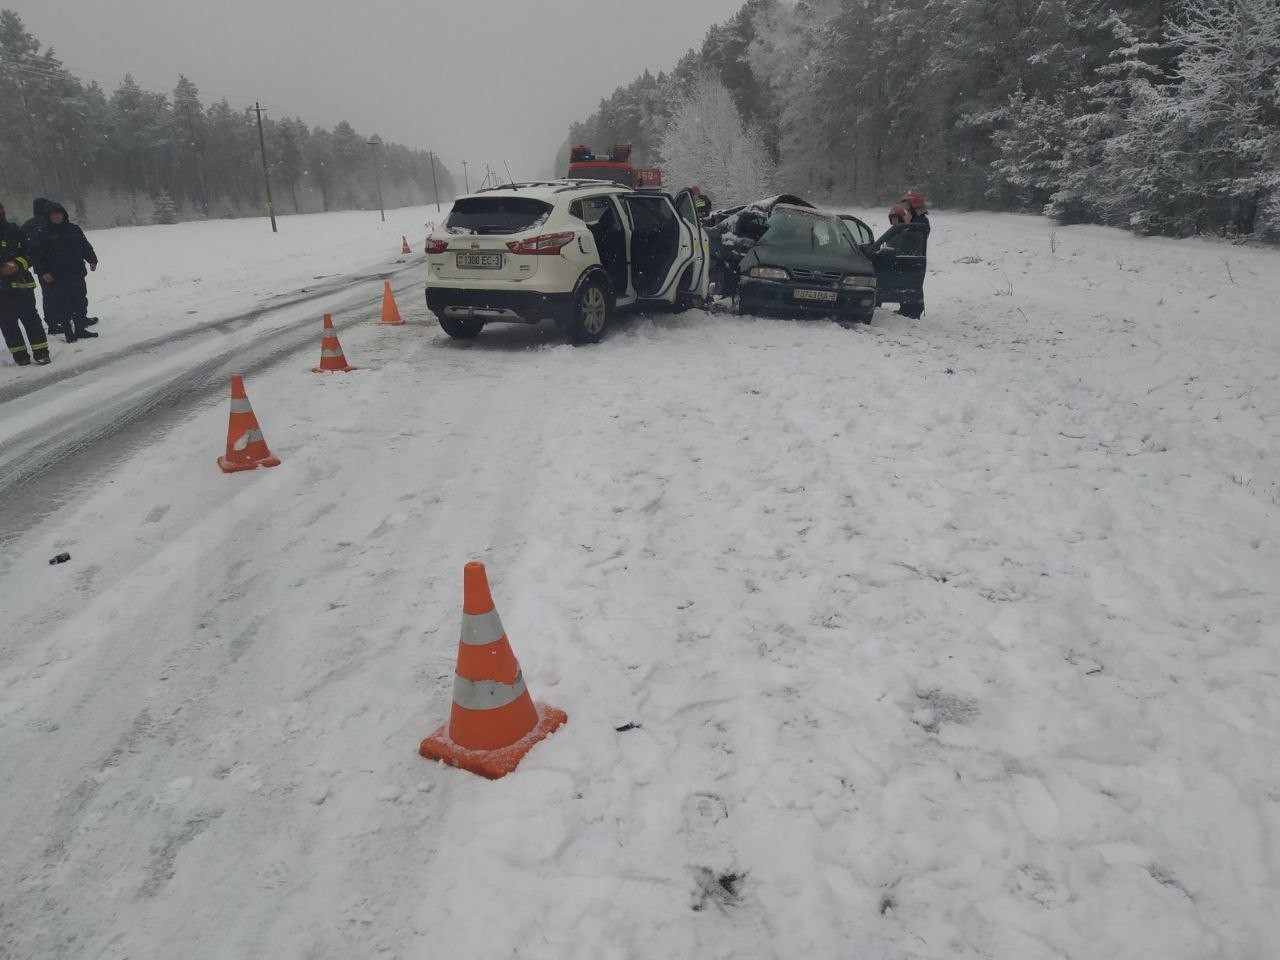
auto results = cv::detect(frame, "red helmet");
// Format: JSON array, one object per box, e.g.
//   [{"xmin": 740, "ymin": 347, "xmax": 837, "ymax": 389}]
[
  {"xmin": 690, "ymin": 185, "xmax": 702, "ymax": 195},
  {"xmin": 901, "ymin": 190, "xmax": 926, "ymax": 210},
  {"xmin": 889, "ymin": 205, "xmax": 909, "ymax": 224}
]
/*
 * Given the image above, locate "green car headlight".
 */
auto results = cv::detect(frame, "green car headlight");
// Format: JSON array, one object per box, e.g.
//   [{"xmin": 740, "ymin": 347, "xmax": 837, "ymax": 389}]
[
  {"xmin": 749, "ymin": 266, "xmax": 788, "ymax": 280},
  {"xmin": 842, "ymin": 275, "xmax": 877, "ymax": 288}
]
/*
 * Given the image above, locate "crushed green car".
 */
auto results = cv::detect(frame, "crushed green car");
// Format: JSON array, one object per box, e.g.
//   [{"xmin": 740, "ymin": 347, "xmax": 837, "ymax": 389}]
[{"xmin": 707, "ymin": 197, "xmax": 928, "ymax": 321}]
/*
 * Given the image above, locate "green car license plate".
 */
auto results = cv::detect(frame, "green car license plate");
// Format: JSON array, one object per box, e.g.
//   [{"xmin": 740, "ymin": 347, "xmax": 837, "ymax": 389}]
[
  {"xmin": 456, "ymin": 252, "xmax": 503, "ymax": 269},
  {"xmin": 794, "ymin": 288, "xmax": 837, "ymax": 303}
]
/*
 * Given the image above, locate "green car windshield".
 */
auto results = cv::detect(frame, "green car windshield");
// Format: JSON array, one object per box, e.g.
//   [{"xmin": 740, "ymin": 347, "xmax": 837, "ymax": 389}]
[{"xmin": 760, "ymin": 207, "xmax": 857, "ymax": 254}]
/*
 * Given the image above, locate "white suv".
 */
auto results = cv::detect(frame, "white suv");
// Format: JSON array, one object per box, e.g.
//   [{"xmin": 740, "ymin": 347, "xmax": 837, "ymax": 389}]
[{"xmin": 425, "ymin": 180, "xmax": 710, "ymax": 343}]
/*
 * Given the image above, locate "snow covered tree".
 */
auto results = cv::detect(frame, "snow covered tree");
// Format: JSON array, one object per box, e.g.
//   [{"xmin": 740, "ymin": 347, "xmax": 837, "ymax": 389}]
[
  {"xmin": 272, "ymin": 117, "xmax": 305, "ymax": 213},
  {"xmin": 152, "ymin": 190, "xmax": 178, "ymax": 224},
  {"xmin": 171, "ymin": 75, "xmax": 208, "ymax": 214},
  {"xmin": 990, "ymin": 89, "xmax": 1071, "ymax": 210},
  {"xmin": 660, "ymin": 71, "xmax": 775, "ymax": 206},
  {"xmin": 1160, "ymin": 0, "xmax": 1280, "ymax": 234},
  {"xmin": 1045, "ymin": 15, "xmax": 1172, "ymax": 225}
]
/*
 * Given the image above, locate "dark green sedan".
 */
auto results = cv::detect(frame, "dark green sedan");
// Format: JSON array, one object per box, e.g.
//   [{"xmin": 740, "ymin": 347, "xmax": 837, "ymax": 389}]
[{"xmin": 709, "ymin": 201, "xmax": 928, "ymax": 322}]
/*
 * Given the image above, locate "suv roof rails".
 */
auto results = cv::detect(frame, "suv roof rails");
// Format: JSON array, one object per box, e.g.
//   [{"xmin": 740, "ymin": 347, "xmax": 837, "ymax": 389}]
[{"xmin": 473, "ymin": 179, "xmax": 631, "ymax": 195}]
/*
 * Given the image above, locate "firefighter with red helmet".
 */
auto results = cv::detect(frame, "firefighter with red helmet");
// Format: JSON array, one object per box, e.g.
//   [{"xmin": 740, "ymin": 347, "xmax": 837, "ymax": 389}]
[{"xmin": 900, "ymin": 190, "xmax": 929, "ymax": 229}]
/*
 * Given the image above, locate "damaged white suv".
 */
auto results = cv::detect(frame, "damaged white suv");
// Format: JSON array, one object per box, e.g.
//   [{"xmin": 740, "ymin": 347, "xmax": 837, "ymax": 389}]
[{"xmin": 425, "ymin": 180, "xmax": 709, "ymax": 343}]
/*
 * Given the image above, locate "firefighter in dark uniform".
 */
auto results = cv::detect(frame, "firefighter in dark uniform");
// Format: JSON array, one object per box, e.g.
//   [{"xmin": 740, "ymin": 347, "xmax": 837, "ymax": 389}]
[
  {"xmin": 0, "ymin": 199, "xmax": 51, "ymax": 366},
  {"xmin": 34, "ymin": 201, "xmax": 99, "ymax": 343},
  {"xmin": 23, "ymin": 198, "xmax": 55, "ymax": 330},
  {"xmin": 690, "ymin": 186, "xmax": 713, "ymax": 223}
]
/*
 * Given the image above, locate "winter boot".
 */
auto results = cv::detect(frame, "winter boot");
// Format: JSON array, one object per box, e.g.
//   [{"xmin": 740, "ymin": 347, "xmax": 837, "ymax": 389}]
[
  {"xmin": 46, "ymin": 321, "xmax": 63, "ymax": 335},
  {"xmin": 75, "ymin": 326, "xmax": 99, "ymax": 339},
  {"xmin": 83, "ymin": 316, "xmax": 99, "ymax": 327},
  {"xmin": 64, "ymin": 329, "xmax": 77, "ymax": 344},
  {"xmin": 33, "ymin": 348, "xmax": 51, "ymax": 365},
  {"xmin": 13, "ymin": 352, "xmax": 32, "ymax": 366}
]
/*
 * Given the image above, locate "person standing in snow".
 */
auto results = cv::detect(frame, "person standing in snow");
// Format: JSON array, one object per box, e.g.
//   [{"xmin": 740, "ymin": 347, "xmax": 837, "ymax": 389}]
[
  {"xmin": 22, "ymin": 198, "xmax": 55, "ymax": 331},
  {"xmin": 0, "ymin": 200, "xmax": 51, "ymax": 366},
  {"xmin": 22, "ymin": 197, "xmax": 50, "ymax": 240},
  {"xmin": 34, "ymin": 202, "xmax": 99, "ymax": 343}
]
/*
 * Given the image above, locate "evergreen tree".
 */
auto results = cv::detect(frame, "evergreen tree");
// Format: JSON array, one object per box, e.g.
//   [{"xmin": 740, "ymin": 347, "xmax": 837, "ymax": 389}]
[
  {"xmin": 1161, "ymin": 0, "xmax": 1280, "ymax": 234},
  {"xmin": 152, "ymin": 189, "xmax": 178, "ymax": 224}
]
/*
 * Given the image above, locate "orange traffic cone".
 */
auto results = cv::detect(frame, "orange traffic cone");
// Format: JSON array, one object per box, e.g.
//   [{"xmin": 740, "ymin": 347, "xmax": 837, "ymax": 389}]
[
  {"xmin": 311, "ymin": 313, "xmax": 357, "ymax": 373},
  {"xmin": 420, "ymin": 562, "xmax": 567, "ymax": 779},
  {"xmin": 217, "ymin": 375, "xmax": 281, "ymax": 473},
  {"xmin": 380, "ymin": 281, "xmax": 404, "ymax": 326},
  {"xmin": 401, "ymin": 235, "xmax": 412, "ymax": 255}
]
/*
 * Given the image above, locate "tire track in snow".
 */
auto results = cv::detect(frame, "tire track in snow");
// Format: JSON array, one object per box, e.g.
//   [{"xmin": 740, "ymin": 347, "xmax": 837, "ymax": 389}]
[{"xmin": 0, "ymin": 269, "xmax": 425, "ymax": 547}]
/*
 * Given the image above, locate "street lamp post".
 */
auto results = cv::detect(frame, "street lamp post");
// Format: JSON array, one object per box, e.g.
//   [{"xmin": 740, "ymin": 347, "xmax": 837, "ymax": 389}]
[
  {"xmin": 367, "ymin": 136, "xmax": 385, "ymax": 222},
  {"xmin": 252, "ymin": 101, "xmax": 278, "ymax": 233}
]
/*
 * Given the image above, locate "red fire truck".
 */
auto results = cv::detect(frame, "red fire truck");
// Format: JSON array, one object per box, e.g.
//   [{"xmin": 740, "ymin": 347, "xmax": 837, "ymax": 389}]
[{"xmin": 567, "ymin": 144, "xmax": 662, "ymax": 189}]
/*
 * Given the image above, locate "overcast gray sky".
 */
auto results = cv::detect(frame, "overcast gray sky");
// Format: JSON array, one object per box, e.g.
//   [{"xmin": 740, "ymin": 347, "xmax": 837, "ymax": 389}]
[{"xmin": 8, "ymin": 0, "xmax": 748, "ymax": 180}]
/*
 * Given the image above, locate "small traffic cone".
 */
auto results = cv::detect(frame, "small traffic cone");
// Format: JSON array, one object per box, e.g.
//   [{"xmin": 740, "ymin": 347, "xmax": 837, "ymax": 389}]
[
  {"xmin": 311, "ymin": 313, "xmax": 357, "ymax": 373},
  {"xmin": 380, "ymin": 281, "xmax": 404, "ymax": 326},
  {"xmin": 401, "ymin": 235, "xmax": 412, "ymax": 255},
  {"xmin": 217, "ymin": 375, "xmax": 281, "ymax": 473},
  {"xmin": 420, "ymin": 562, "xmax": 567, "ymax": 779}
]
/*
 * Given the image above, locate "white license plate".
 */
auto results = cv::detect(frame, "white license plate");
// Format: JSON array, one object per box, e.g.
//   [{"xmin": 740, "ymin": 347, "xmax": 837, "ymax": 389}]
[
  {"xmin": 456, "ymin": 252, "xmax": 503, "ymax": 269},
  {"xmin": 794, "ymin": 288, "xmax": 837, "ymax": 303}
]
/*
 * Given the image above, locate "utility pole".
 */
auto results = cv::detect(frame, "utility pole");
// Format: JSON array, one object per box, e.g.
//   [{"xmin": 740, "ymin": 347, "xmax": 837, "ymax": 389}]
[
  {"xmin": 252, "ymin": 101, "xmax": 278, "ymax": 233},
  {"xmin": 428, "ymin": 151, "xmax": 441, "ymax": 212},
  {"xmin": 462, "ymin": 160, "xmax": 470, "ymax": 194},
  {"xmin": 367, "ymin": 136, "xmax": 385, "ymax": 222}
]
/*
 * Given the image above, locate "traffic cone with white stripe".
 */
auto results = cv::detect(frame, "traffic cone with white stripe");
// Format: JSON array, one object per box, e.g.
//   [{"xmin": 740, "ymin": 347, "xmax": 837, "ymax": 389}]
[
  {"xmin": 216, "ymin": 375, "xmax": 281, "ymax": 473},
  {"xmin": 379, "ymin": 281, "xmax": 404, "ymax": 326},
  {"xmin": 401, "ymin": 235, "xmax": 412, "ymax": 255},
  {"xmin": 311, "ymin": 313, "xmax": 357, "ymax": 373},
  {"xmin": 419, "ymin": 562, "xmax": 567, "ymax": 779}
]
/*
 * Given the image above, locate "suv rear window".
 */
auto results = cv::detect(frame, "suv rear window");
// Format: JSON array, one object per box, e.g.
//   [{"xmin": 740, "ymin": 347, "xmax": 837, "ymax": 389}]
[{"xmin": 445, "ymin": 197, "xmax": 552, "ymax": 236}]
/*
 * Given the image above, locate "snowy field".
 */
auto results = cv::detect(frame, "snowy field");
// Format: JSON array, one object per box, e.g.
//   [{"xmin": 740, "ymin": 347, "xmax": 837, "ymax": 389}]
[{"xmin": 2, "ymin": 207, "xmax": 1278, "ymax": 959}]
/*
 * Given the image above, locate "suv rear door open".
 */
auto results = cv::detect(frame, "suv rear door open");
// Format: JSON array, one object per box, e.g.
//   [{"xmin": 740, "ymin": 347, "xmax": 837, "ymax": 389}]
[
  {"xmin": 672, "ymin": 189, "xmax": 707, "ymax": 299},
  {"xmin": 622, "ymin": 193, "xmax": 700, "ymax": 301}
]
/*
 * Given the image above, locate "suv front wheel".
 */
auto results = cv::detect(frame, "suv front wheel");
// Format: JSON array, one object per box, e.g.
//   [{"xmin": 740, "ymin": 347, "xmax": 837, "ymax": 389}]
[{"xmin": 567, "ymin": 280, "xmax": 611, "ymax": 344}]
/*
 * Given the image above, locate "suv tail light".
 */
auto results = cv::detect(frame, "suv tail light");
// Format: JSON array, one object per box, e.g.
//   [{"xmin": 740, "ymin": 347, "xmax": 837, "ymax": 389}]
[
  {"xmin": 506, "ymin": 231, "xmax": 576, "ymax": 256},
  {"xmin": 425, "ymin": 238, "xmax": 449, "ymax": 254}
]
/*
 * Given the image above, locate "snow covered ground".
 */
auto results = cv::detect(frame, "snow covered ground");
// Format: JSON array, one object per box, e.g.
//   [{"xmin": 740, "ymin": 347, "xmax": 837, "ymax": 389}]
[
  {"xmin": 2, "ymin": 208, "xmax": 1278, "ymax": 959},
  {"xmin": 0, "ymin": 204, "xmax": 442, "ymax": 390}
]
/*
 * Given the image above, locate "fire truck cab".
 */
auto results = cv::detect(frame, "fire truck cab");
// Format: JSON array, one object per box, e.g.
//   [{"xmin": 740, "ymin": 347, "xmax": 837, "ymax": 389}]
[{"xmin": 567, "ymin": 144, "xmax": 662, "ymax": 190}]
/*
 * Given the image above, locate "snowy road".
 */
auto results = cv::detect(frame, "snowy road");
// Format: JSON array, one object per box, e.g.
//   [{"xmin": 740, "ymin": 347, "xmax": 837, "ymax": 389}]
[
  {"xmin": 2, "ymin": 211, "xmax": 1278, "ymax": 959},
  {"xmin": 0, "ymin": 266, "xmax": 422, "ymax": 542}
]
